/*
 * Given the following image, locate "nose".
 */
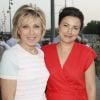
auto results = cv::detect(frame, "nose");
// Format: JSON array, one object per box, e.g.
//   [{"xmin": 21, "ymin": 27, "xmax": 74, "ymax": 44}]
[
  {"xmin": 29, "ymin": 28, "xmax": 34, "ymax": 35},
  {"xmin": 67, "ymin": 27, "xmax": 72, "ymax": 35}
]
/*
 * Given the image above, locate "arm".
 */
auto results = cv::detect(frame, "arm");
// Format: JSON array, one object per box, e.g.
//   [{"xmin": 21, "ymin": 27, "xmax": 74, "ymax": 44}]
[
  {"xmin": 0, "ymin": 49, "xmax": 18, "ymax": 100},
  {"xmin": 1, "ymin": 79, "xmax": 17, "ymax": 100},
  {"xmin": 85, "ymin": 61, "xmax": 96, "ymax": 100}
]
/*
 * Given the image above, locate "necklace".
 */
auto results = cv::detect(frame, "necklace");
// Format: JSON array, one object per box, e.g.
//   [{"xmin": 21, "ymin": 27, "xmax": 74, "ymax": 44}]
[{"xmin": 30, "ymin": 48, "xmax": 38, "ymax": 55}]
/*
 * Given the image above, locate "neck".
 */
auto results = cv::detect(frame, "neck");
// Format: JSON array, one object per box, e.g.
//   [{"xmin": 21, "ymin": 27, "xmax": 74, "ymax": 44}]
[
  {"xmin": 57, "ymin": 41, "xmax": 74, "ymax": 52},
  {"xmin": 19, "ymin": 42, "xmax": 37, "ymax": 55}
]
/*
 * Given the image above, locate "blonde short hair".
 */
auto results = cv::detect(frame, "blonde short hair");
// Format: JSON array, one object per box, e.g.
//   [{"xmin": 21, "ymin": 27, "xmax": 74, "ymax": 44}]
[{"xmin": 12, "ymin": 4, "xmax": 46, "ymax": 39}]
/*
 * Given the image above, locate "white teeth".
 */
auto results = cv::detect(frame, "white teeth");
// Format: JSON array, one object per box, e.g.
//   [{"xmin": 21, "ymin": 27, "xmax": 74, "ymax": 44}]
[
  {"xmin": 27, "ymin": 37, "xmax": 36, "ymax": 41},
  {"xmin": 28, "ymin": 37, "xmax": 35, "ymax": 39}
]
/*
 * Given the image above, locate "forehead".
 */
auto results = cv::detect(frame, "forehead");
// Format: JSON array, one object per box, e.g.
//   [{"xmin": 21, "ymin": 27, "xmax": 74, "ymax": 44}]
[
  {"xmin": 20, "ymin": 14, "xmax": 42, "ymax": 25},
  {"xmin": 61, "ymin": 16, "xmax": 81, "ymax": 26}
]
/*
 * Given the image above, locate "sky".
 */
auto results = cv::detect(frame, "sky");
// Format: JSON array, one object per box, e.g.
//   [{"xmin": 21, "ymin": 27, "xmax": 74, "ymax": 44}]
[{"xmin": 0, "ymin": 0, "xmax": 100, "ymax": 32}]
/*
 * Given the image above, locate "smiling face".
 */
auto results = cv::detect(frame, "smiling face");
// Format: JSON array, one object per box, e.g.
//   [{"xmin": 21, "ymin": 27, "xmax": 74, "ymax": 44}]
[
  {"xmin": 18, "ymin": 15, "xmax": 43, "ymax": 48},
  {"xmin": 59, "ymin": 16, "xmax": 81, "ymax": 44}
]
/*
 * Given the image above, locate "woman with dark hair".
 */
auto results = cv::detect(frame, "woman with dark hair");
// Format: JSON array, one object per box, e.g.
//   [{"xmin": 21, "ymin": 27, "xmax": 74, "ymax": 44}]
[{"xmin": 42, "ymin": 7, "xmax": 96, "ymax": 100}]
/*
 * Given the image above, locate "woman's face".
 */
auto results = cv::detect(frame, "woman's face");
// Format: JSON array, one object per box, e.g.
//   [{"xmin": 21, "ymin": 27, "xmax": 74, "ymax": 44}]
[
  {"xmin": 18, "ymin": 15, "xmax": 42, "ymax": 47},
  {"xmin": 59, "ymin": 16, "xmax": 81, "ymax": 44}
]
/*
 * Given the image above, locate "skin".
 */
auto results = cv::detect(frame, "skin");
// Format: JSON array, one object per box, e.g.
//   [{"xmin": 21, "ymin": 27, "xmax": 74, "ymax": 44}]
[
  {"xmin": 18, "ymin": 15, "xmax": 43, "ymax": 52},
  {"xmin": 85, "ymin": 61, "xmax": 96, "ymax": 100},
  {"xmin": 57, "ymin": 16, "xmax": 96, "ymax": 100},
  {"xmin": 1, "ymin": 79, "xmax": 16, "ymax": 100},
  {"xmin": 57, "ymin": 16, "xmax": 81, "ymax": 67},
  {"xmin": 58, "ymin": 16, "xmax": 81, "ymax": 45},
  {"xmin": 1, "ymin": 15, "xmax": 43, "ymax": 100}
]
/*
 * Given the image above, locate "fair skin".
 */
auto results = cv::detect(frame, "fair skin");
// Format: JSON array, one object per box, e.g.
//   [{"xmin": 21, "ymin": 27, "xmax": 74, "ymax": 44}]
[
  {"xmin": 1, "ymin": 80, "xmax": 16, "ymax": 100},
  {"xmin": 85, "ymin": 61, "xmax": 96, "ymax": 100},
  {"xmin": 58, "ymin": 16, "xmax": 81, "ymax": 46},
  {"xmin": 18, "ymin": 15, "xmax": 43, "ymax": 53},
  {"xmin": 57, "ymin": 16, "xmax": 81, "ymax": 67},
  {"xmin": 57, "ymin": 16, "xmax": 96, "ymax": 100},
  {"xmin": 1, "ymin": 15, "xmax": 43, "ymax": 100}
]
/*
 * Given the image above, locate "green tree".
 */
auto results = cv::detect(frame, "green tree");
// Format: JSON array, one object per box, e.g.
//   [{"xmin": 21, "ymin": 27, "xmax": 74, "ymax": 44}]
[{"xmin": 83, "ymin": 20, "xmax": 100, "ymax": 36}]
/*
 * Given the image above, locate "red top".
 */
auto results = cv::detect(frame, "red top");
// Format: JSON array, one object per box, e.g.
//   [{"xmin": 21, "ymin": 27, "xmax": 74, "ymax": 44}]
[{"xmin": 42, "ymin": 42, "xmax": 96, "ymax": 100}]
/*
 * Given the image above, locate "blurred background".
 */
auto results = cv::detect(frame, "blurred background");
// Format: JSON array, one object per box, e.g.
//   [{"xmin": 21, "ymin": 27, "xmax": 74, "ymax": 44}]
[{"xmin": 0, "ymin": 0, "xmax": 100, "ymax": 99}]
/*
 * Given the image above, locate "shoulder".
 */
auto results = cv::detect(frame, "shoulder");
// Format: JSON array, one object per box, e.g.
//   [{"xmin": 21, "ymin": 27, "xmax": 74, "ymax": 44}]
[
  {"xmin": 37, "ymin": 47, "xmax": 44, "ymax": 57},
  {"xmin": 75, "ymin": 42, "xmax": 94, "ymax": 52},
  {"xmin": 42, "ymin": 43, "xmax": 56, "ymax": 51},
  {"xmin": 0, "ymin": 44, "xmax": 20, "ymax": 79},
  {"xmin": 75, "ymin": 42, "xmax": 96, "ymax": 59},
  {"xmin": 2, "ymin": 44, "xmax": 19, "ymax": 58}
]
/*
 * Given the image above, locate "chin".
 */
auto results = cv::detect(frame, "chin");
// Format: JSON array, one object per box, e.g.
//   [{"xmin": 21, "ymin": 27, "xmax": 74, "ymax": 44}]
[
  {"xmin": 64, "ymin": 39, "xmax": 74, "ymax": 43},
  {"xmin": 27, "ymin": 43, "xmax": 34, "ymax": 46}
]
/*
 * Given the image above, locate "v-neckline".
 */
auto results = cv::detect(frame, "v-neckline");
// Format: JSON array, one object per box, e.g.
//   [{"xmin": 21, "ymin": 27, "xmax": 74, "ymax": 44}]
[{"xmin": 55, "ymin": 42, "xmax": 75, "ymax": 70}]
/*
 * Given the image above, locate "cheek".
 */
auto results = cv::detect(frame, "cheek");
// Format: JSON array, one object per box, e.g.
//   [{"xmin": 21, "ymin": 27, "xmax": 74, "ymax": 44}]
[
  {"xmin": 73, "ymin": 33, "xmax": 79, "ymax": 37},
  {"xmin": 18, "ymin": 28, "xmax": 24, "ymax": 35},
  {"xmin": 58, "ymin": 28, "xmax": 64, "ymax": 35},
  {"xmin": 72, "ymin": 33, "xmax": 79, "ymax": 40},
  {"xmin": 73, "ymin": 31, "xmax": 80, "ymax": 36},
  {"xmin": 17, "ymin": 30, "xmax": 26, "ymax": 39},
  {"xmin": 59, "ymin": 26, "xmax": 64, "ymax": 32},
  {"xmin": 35, "ymin": 29, "xmax": 42, "ymax": 35}
]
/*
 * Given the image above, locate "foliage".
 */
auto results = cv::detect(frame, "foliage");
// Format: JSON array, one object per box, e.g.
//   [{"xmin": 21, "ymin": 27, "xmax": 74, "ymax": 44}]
[
  {"xmin": 83, "ymin": 20, "xmax": 100, "ymax": 36},
  {"xmin": 92, "ymin": 39, "xmax": 100, "ymax": 78},
  {"xmin": 83, "ymin": 20, "xmax": 100, "ymax": 78}
]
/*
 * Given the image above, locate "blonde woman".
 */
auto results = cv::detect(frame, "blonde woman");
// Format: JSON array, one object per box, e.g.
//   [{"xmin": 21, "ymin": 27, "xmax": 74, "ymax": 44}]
[{"xmin": 0, "ymin": 4, "xmax": 49, "ymax": 100}]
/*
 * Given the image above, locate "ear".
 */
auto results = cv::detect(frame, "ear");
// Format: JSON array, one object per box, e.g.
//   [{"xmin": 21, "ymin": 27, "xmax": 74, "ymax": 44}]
[
  {"xmin": 41, "ymin": 29, "xmax": 45, "ymax": 37},
  {"xmin": 17, "ymin": 28, "xmax": 21, "ymax": 35},
  {"xmin": 16, "ymin": 28, "xmax": 21, "ymax": 39}
]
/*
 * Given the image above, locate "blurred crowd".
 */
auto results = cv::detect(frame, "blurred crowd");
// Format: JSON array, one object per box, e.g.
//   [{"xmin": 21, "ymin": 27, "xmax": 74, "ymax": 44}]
[{"xmin": 0, "ymin": 33, "xmax": 17, "ymax": 60}]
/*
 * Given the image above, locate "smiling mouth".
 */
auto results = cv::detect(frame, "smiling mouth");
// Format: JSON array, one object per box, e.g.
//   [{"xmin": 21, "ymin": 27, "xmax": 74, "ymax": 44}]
[
  {"xmin": 64, "ymin": 35, "xmax": 73, "ymax": 37},
  {"xmin": 27, "ymin": 36, "xmax": 36, "ymax": 39},
  {"xmin": 27, "ymin": 37, "xmax": 36, "ymax": 41}
]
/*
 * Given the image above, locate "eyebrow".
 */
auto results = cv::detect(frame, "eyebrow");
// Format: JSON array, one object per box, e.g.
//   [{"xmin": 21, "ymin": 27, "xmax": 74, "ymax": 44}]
[{"xmin": 63, "ymin": 22, "xmax": 80, "ymax": 27}]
